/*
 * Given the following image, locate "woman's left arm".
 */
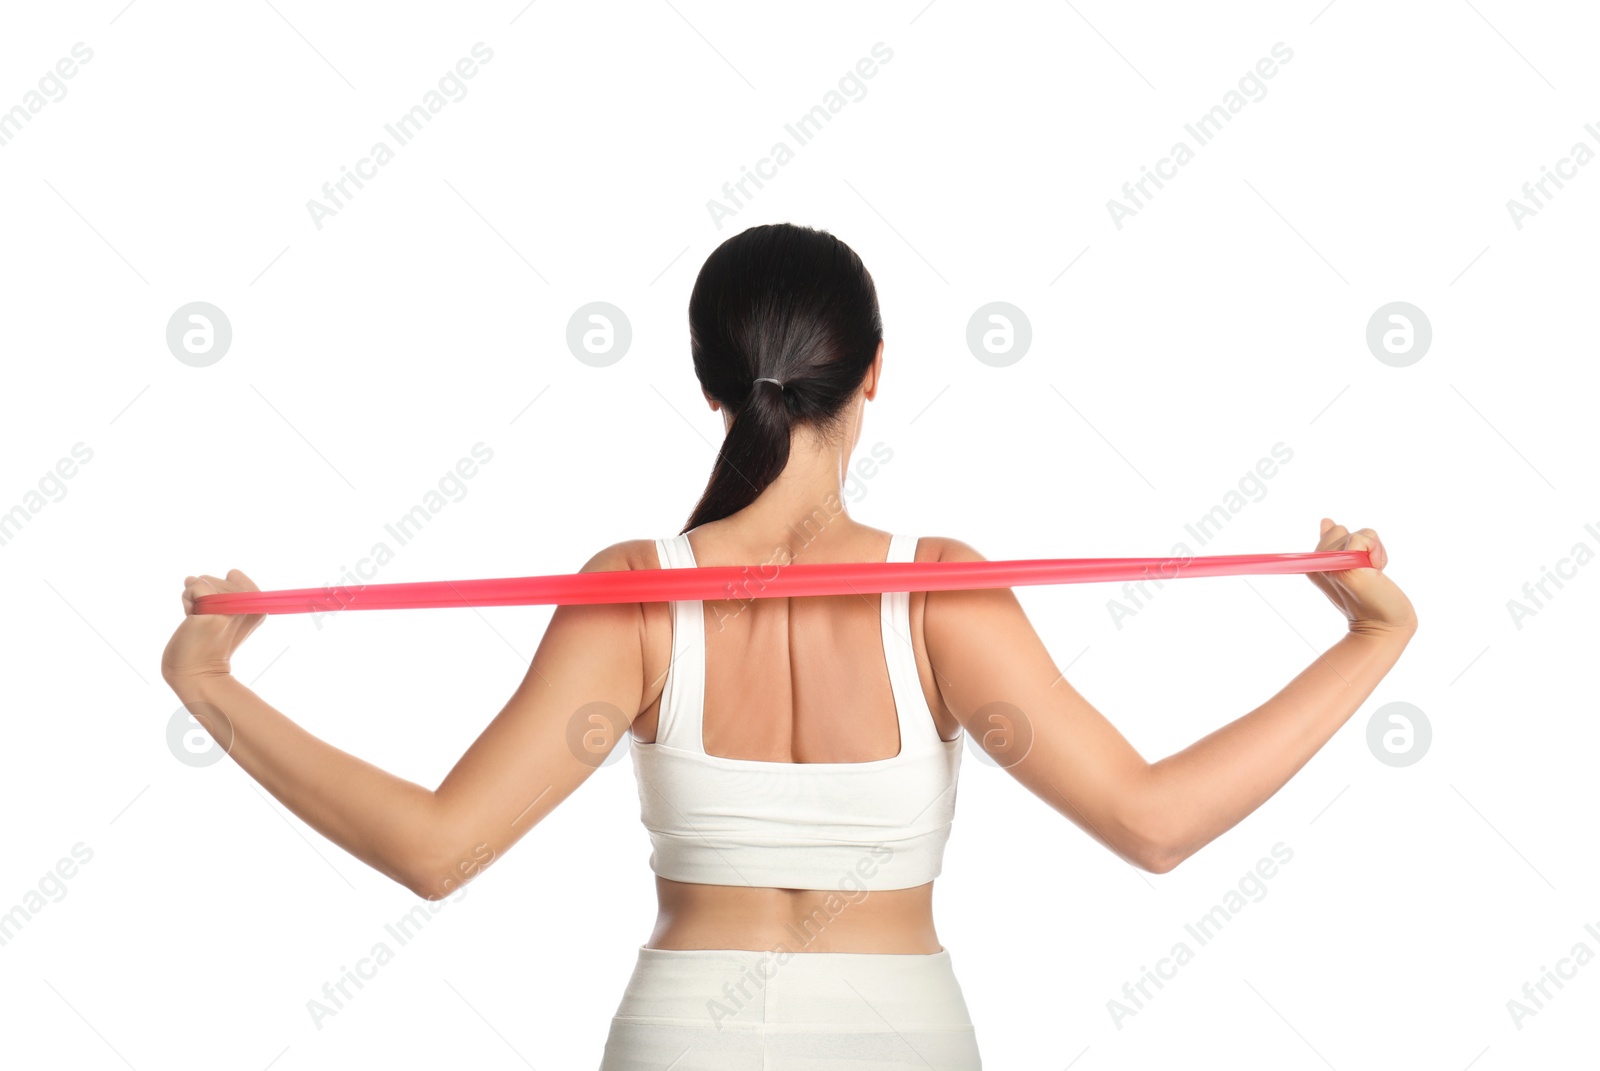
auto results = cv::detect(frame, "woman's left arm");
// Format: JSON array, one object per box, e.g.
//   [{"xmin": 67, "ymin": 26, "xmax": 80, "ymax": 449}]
[{"xmin": 161, "ymin": 543, "xmax": 648, "ymax": 900}]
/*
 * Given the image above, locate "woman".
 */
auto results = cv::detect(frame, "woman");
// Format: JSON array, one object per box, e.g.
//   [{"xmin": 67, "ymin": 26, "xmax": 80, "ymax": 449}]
[{"xmin": 161, "ymin": 222, "xmax": 1418, "ymax": 1068}]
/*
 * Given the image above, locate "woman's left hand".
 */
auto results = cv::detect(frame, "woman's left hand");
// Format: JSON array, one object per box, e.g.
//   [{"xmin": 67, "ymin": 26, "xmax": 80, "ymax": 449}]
[{"xmin": 161, "ymin": 569, "xmax": 267, "ymax": 682}]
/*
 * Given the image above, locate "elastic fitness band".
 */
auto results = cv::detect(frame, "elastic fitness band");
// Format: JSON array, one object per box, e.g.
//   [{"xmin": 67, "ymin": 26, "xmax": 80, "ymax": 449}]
[{"xmin": 193, "ymin": 550, "xmax": 1371, "ymax": 616}]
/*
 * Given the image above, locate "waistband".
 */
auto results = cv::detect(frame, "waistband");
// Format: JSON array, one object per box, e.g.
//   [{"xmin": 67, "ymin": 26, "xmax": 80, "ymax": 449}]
[
  {"xmin": 616, "ymin": 944, "xmax": 971, "ymax": 1028},
  {"xmin": 634, "ymin": 943, "xmax": 949, "ymax": 963}
]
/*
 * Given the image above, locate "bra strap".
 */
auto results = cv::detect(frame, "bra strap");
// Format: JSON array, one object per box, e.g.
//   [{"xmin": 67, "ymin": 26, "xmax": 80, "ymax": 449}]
[
  {"xmin": 881, "ymin": 534, "xmax": 939, "ymax": 754},
  {"xmin": 653, "ymin": 534, "xmax": 706, "ymax": 752}
]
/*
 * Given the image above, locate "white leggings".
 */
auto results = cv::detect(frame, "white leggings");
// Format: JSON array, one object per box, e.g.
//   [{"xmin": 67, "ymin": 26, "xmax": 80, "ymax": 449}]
[{"xmin": 599, "ymin": 944, "xmax": 983, "ymax": 1069}]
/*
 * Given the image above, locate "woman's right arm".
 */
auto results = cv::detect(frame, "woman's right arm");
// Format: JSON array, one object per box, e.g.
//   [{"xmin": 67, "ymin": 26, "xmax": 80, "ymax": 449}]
[
  {"xmin": 922, "ymin": 519, "xmax": 1417, "ymax": 873},
  {"xmin": 160, "ymin": 542, "xmax": 652, "ymax": 900},
  {"xmin": 163, "ymin": 670, "xmax": 441, "ymax": 891}
]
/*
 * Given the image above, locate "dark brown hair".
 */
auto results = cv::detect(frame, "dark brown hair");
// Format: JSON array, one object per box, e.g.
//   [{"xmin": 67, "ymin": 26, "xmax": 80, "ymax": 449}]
[{"xmin": 681, "ymin": 223, "xmax": 883, "ymax": 533}]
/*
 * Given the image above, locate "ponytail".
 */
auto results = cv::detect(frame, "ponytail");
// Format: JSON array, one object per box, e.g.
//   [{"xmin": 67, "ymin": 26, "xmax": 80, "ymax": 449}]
[
  {"xmin": 681, "ymin": 223, "xmax": 882, "ymax": 533},
  {"xmin": 683, "ymin": 379, "xmax": 794, "ymax": 532}
]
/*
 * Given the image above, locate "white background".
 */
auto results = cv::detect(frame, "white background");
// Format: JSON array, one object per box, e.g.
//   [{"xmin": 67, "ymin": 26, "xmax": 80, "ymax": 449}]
[{"xmin": 1, "ymin": 1, "xmax": 1596, "ymax": 1068}]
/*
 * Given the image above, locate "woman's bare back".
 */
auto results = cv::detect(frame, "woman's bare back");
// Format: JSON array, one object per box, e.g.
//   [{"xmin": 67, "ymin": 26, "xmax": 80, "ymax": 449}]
[{"xmin": 630, "ymin": 519, "xmax": 963, "ymax": 953}]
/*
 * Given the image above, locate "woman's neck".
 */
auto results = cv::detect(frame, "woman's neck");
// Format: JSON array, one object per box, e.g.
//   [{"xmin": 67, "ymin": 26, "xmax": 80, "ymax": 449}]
[{"xmin": 691, "ymin": 426, "xmax": 872, "ymax": 565}]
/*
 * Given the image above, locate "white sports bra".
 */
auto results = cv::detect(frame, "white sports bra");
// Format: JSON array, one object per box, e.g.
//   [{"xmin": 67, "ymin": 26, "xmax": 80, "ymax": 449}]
[{"xmin": 630, "ymin": 532, "xmax": 963, "ymax": 892}]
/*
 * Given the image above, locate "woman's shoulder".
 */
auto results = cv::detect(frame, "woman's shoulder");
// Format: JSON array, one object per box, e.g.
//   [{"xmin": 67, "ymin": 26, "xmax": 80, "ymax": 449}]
[
  {"xmin": 577, "ymin": 539, "xmax": 662, "ymax": 573},
  {"xmin": 915, "ymin": 534, "xmax": 987, "ymax": 563}
]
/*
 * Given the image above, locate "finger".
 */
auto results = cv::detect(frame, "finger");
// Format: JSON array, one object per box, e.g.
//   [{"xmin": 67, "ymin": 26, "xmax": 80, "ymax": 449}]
[
  {"xmin": 1343, "ymin": 530, "xmax": 1383, "ymax": 568},
  {"xmin": 226, "ymin": 567, "xmax": 260, "ymax": 592},
  {"xmin": 1320, "ymin": 517, "xmax": 1334, "ymax": 536},
  {"xmin": 1350, "ymin": 528, "xmax": 1386, "ymax": 569},
  {"xmin": 184, "ymin": 575, "xmax": 220, "ymax": 612}
]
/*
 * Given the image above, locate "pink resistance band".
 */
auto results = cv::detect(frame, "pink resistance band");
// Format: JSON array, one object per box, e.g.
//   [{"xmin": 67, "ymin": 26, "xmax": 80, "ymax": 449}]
[{"xmin": 193, "ymin": 550, "xmax": 1371, "ymax": 616}]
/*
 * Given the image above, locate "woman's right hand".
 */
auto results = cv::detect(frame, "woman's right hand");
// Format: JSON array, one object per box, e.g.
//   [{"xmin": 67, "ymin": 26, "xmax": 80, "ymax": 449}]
[{"xmin": 1306, "ymin": 518, "xmax": 1418, "ymax": 636}]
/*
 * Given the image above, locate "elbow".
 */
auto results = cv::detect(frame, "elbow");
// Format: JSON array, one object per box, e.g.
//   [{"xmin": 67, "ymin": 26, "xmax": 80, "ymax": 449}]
[
  {"xmin": 391, "ymin": 825, "xmax": 453, "ymax": 901},
  {"xmin": 401, "ymin": 875, "xmax": 442, "ymax": 901},
  {"xmin": 1135, "ymin": 841, "xmax": 1186, "ymax": 874},
  {"xmin": 395, "ymin": 854, "xmax": 450, "ymax": 901},
  {"xmin": 399, "ymin": 859, "xmax": 466, "ymax": 902},
  {"xmin": 1097, "ymin": 821, "xmax": 1179, "ymax": 874},
  {"xmin": 1118, "ymin": 795, "xmax": 1191, "ymax": 874},
  {"xmin": 1121, "ymin": 825, "xmax": 1184, "ymax": 873},
  {"xmin": 399, "ymin": 828, "xmax": 499, "ymax": 902}
]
